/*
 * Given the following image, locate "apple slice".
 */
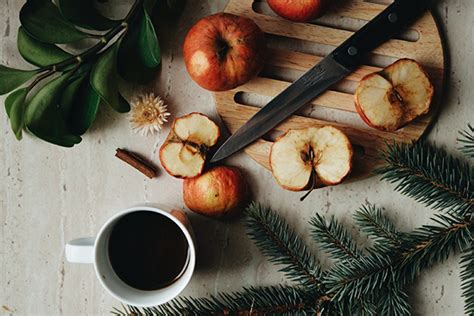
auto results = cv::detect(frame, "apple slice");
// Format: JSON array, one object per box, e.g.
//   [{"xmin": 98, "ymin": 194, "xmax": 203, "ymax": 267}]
[
  {"xmin": 355, "ymin": 73, "xmax": 404, "ymax": 131},
  {"xmin": 355, "ymin": 59, "xmax": 434, "ymax": 131},
  {"xmin": 382, "ymin": 59, "xmax": 434, "ymax": 124},
  {"xmin": 160, "ymin": 113, "xmax": 220, "ymax": 178},
  {"xmin": 270, "ymin": 126, "xmax": 353, "ymax": 191}
]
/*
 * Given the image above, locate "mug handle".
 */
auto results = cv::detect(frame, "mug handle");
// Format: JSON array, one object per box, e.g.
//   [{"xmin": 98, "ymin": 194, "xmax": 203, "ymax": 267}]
[{"xmin": 65, "ymin": 237, "xmax": 95, "ymax": 264}]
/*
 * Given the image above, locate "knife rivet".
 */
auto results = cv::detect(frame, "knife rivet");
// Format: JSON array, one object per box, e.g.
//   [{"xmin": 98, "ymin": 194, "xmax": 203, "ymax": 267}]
[
  {"xmin": 388, "ymin": 13, "xmax": 398, "ymax": 23},
  {"xmin": 348, "ymin": 46, "xmax": 358, "ymax": 56}
]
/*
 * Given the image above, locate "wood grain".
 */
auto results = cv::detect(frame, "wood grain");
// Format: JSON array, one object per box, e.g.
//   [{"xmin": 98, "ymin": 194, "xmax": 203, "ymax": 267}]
[{"xmin": 215, "ymin": 0, "xmax": 446, "ymax": 184}]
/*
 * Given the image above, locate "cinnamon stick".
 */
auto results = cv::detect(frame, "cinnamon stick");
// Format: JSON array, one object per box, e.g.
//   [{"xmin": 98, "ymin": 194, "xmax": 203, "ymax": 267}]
[{"xmin": 115, "ymin": 148, "xmax": 158, "ymax": 179}]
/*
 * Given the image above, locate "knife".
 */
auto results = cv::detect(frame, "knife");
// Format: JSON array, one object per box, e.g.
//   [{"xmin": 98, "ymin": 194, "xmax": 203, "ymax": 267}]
[{"xmin": 211, "ymin": 0, "xmax": 429, "ymax": 163}]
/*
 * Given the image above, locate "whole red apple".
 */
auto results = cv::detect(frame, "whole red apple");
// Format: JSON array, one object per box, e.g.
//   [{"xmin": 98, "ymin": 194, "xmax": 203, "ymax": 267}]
[
  {"xmin": 267, "ymin": 0, "xmax": 325, "ymax": 22},
  {"xmin": 183, "ymin": 13, "xmax": 266, "ymax": 91},
  {"xmin": 183, "ymin": 166, "xmax": 248, "ymax": 218}
]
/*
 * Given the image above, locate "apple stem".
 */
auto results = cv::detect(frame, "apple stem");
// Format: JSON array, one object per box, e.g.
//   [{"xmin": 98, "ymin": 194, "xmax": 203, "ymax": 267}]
[
  {"xmin": 215, "ymin": 38, "xmax": 230, "ymax": 61},
  {"xmin": 300, "ymin": 149, "xmax": 318, "ymax": 202}
]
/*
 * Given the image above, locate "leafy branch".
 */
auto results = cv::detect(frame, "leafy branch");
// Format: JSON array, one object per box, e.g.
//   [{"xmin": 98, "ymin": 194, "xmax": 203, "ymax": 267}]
[
  {"xmin": 112, "ymin": 286, "xmax": 319, "ymax": 316},
  {"xmin": 113, "ymin": 125, "xmax": 474, "ymax": 315},
  {"xmin": 375, "ymin": 141, "xmax": 473, "ymax": 216},
  {"xmin": 3, "ymin": 0, "xmax": 183, "ymax": 147}
]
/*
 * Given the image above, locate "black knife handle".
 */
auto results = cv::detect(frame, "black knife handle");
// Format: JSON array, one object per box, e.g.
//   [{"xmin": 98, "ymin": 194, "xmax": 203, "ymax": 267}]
[{"xmin": 331, "ymin": 0, "xmax": 428, "ymax": 70}]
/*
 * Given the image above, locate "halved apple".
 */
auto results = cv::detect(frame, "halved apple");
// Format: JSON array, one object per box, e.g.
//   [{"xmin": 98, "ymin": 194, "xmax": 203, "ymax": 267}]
[
  {"xmin": 355, "ymin": 59, "xmax": 434, "ymax": 131},
  {"xmin": 160, "ymin": 113, "xmax": 220, "ymax": 178},
  {"xmin": 270, "ymin": 126, "xmax": 353, "ymax": 191}
]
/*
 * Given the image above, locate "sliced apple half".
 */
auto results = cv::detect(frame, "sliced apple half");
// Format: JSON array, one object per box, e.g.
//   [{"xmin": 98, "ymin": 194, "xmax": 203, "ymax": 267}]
[
  {"xmin": 355, "ymin": 59, "xmax": 434, "ymax": 131},
  {"xmin": 160, "ymin": 113, "xmax": 220, "ymax": 178},
  {"xmin": 270, "ymin": 126, "xmax": 353, "ymax": 191}
]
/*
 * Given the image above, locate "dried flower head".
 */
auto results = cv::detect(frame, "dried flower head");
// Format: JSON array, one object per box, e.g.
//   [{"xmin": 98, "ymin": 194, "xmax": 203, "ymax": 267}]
[{"xmin": 130, "ymin": 93, "xmax": 171, "ymax": 136}]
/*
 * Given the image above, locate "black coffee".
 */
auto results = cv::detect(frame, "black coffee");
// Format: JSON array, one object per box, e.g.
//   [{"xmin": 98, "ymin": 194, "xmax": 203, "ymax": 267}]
[{"xmin": 108, "ymin": 211, "xmax": 189, "ymax": 291}]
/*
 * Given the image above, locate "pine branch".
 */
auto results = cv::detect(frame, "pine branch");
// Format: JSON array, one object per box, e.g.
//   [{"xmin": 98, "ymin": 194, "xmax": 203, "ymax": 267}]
[
  {"xmin": 245, "ymin": 202, "xmax": 324, "ymax": 293},
  {"xmin": 324, "ymin": 213, "xmax": 473, "ymax": 303},
  {"xmin": 376, "ymin": 142, "xmax": 473, "ymax": 216},
  {"xmin": 310, "ymin": 214, "xmax": 362, "ymax": 261},
  {"xmin": 459, "ymin": 124, "xmax": 474, "ymax": 158},
  {"xmin": 378, "ymin": 287, "xmax": 411, "ymax": 316},
  {"xmin": 112, "ymin": 286, "xmax": 320, "ymax": 316},
  {"xmin": 460, "ymin": 242, "xmax": 474, "ymax": 314},
  {"xmin": 354, "ymin": 204, "xmax": 404, "ymax": 252}
]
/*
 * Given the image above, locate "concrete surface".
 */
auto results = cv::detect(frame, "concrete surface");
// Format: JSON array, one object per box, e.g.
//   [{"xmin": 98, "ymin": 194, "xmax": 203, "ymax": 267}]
[{"xmin": 1, "ymin": 0, "xmax": 473, "ymax": 315}]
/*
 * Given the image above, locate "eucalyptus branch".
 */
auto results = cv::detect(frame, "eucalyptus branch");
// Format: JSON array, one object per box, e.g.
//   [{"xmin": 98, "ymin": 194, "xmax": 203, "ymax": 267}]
[
  {"xmin": 27, "ymin": 68, "xmax": 55, "ymax": 90},
  {"xmin": 39, "ymin": 0, "xmax": 143, "ymax": 74}
]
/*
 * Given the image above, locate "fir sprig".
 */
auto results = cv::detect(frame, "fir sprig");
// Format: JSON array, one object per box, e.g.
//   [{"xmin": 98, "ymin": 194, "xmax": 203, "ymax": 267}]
[
  {"xmin": 459, "ymin": 124, "xmax": 474, "ymax": 158},
  {"xmin": 378, "ymin": 287, "xmax": 411, "ymax": 316},
  {"xmin": 244, "ymin": 202, "xmax": 324, "ymax": 293},
  {"xmin": 325, "ymin": 213, "xmax": 473, "ymax": 303},
  {"xmin": 353, "ymin": 204, "xmax": 404, "ymax": 253},
  {"xmin": 376, "ymin": 141, "xmax": 473, "ymax": 216},
  {"xmin": 310, "ymin": 214, "xmax": 362, "ymax": 261},
  {"xmin": 112, "ymin": 286, "xmax": 318, "ymax": 316},
  {"xmin": 461, "ymin": 242, "xmax": 474, "ymax": 314}
]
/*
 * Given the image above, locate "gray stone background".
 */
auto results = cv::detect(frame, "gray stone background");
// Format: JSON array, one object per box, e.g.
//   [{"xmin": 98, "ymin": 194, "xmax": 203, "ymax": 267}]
[{"xmin": 1, "ymin": 0, "xmax": 472, "ymax": 315}]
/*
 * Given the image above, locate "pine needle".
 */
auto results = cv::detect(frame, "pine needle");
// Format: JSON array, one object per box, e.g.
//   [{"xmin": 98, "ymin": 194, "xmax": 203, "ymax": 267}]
[
  {"xmin": 461, "ymin": 242, "xmax": 474, "ymax": 315},
  {"xmin": 244, "ymin": 202, "xmax": 324, "ymax": 293},
  {"xmin": 114, "ymin": 286, "xmax": 319, "ymax": 315},
  {"xmin": 354, "ymin": 204, "xmax": 404, "ymax": 253},
  {"xmin": 378, "ymin": 287, "xmax": 411, "ymax": 316},
  {"xmin": 458, "ymin": 124, "xmax": 474, "ymax": 158},
  {"xmin": 376, "ymin": 141, "xmax": 473, "ymax": 216},
  {"xmin": 310, "ymin": 214, "xmax": 363, "ymax": 261},
  {"xmin": 325, "ymin": 213, "xmax": 473, "ymax": 303}
]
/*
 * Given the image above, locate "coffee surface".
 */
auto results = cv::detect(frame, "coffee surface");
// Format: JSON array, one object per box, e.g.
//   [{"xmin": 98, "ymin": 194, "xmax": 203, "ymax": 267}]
[{"xmin": 108, "ymin": 211, "xmax": 189, "ymax": 291}]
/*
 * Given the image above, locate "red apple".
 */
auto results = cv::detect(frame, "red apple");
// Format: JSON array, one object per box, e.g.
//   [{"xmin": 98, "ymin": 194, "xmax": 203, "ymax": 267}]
[
  {"xmin": 267, "ymin": 0, "xmax": 325, "ymax": 22},
  {"xmin": 183, "ymin": 13, "xmax": 266, "ymax": 91},
  {"xmin": 183, "ymin": 166, "xmax": 248, "ymax": 218}
]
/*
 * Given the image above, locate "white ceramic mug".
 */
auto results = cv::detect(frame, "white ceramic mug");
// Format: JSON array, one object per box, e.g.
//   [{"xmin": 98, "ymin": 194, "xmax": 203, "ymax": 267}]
[{"xmin": 65, "ymin": 205, "xmax": 196, "ymax": 307}]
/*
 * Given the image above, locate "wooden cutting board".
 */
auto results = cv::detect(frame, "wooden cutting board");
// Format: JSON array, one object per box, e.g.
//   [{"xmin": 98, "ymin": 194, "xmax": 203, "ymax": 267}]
[{"xmin": 214, "ymin": 0, "xmax": 445, "ymax": 183}]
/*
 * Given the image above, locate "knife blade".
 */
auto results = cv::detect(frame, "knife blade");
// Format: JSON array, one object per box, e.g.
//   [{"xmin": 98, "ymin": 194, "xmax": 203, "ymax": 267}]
[{"xmin": 211, "ymin": 0, "xmax": 428, "ymax": 163}]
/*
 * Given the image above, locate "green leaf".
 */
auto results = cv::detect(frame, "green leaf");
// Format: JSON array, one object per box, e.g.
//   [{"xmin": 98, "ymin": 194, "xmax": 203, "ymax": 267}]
[
  {"xmin": 25, "ymin": 73, "xmax": 81, "ymax": 147},
  {"xmin": 58, "ymin": 0, "xmax": 117, "ymax": 31},
  {"xmin": 117, "ymin": 11, "xmax": 158, "ymax": 84},
  {"xmin": 139, "ymin": 8, "xmax": 161, "ymax": 68},
  {"xmin": 5, "ymin": 88, "xmax": 28, "ymax": 140},
  {"xmin": 0, "ymin": 65, "xmax": 37, "ymax": 95},
  {"xmin": 20, "ymin": 0, "xmax": 88, "ymax": 44},
  {"xmin": 60, "ymin": 74, "xmax": 100, "ymax": 135},
  {"xmin": 91, "ymin": 42, "xmax": 130, "ymax": 113},
  {"xmin": 17, "ymin": 27, "xmax": 73, "ymax": 67}
]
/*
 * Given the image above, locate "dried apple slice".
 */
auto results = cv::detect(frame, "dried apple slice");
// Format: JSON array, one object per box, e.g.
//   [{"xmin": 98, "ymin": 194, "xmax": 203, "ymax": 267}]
[
  {"xmin": 160, "ymin": 113, "xmax": 220, "ymax": 178},
  {"xmin": 355, "ymin": 73, "xmax": 404, "ymax": 132},
  {"xmin": 382, "ymin": 59, "xmax": 434, "ymax": 125},
  {"xmin": 270, "ymin": 126, "xmax": 353, "ymax": 191},
  {"xmin": 355, "ymin": 59, "xmax": 434, "ymax": 131}
]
